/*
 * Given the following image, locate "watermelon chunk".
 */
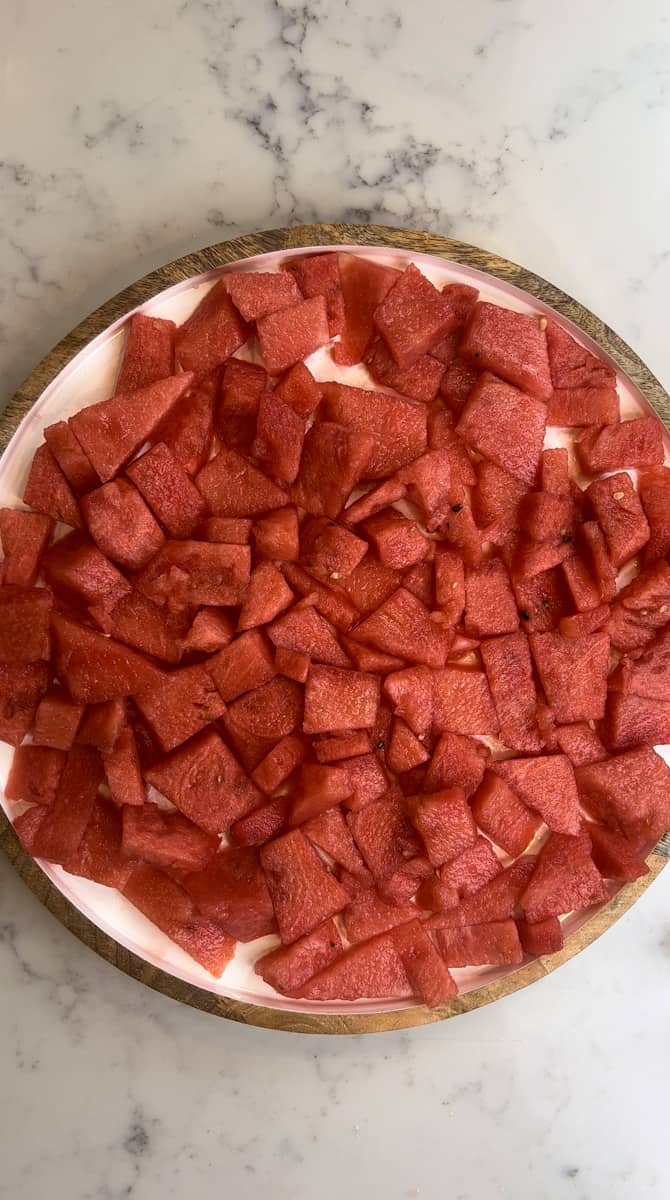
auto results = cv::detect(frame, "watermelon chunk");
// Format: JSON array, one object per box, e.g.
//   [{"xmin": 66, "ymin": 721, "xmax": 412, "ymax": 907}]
[
  {"xmin": 470, "ymin": 771, "xmax": 542, "ymax": 856},
  {"xmin": 103, "ymin": 723, "xmax": 144, "ymax": 807},
  {"xmin": 435, "ymin": 919, "xmax": 523, "ymax": 966},
  {"xmin": 230, "ymin": 798, "xmax": 290, "ymax": 846},
  {"xmin": 196, "ymin": 447, "xmax": 287, "ymax": 517},
  {"xmin": 424, "ymin": 731, "xmax": 489, "ymax": 797},
  {"xmin": 545, "ymin": 319, "xmax": 616, "ymax": 390},
  {"xmin": 547, "ymin": 387, "xmax": 619, "ymax": 426},
  {"xmin": 351, "ymin": 588, "xmax": 451, "ymax": 669},
  {"xmin": 414, "ymin": 875, "xmax": 459, "ymax": 915},
  {"xmin": 339, "ymin": 558, "xmax": 401, "ymax": 615},
  {"xmin": 373, "ymin": 264, "xmax": 457, "ymax": 368},
  {"xmin": 576, "ymin": 520, "xmax": 617, "ymax": 602},
  {"xmin": 108, "ymin": 592, "xmax": 183, "ymax": 665},
  {"xmin": 116, "ymin": 313, "xmax": 176, "ymax": 393},
  {"xmin": 434, "ymin": 546, "xmax": 465, "ymax": 626},
  {"xmin": 313, "ymin": 731, "xmax": 372, "ymax": 763},
  {"xmin": 363, "ymin": 510, "xmax": 431, "ymax": 570},
  {"xmin": 43, "ymin": 422, "xmax": 99, "ymax": 494},
  {"xmin": 438, "ymin": 836, "xmax": 502, "ymax": 897},
  {"xmin": 426, "ymin": 857, "xmax": 536, "ymax": 928},
  {"xmin": 65, "ymin": 798, "xmax": 135, "ymax": 889},
  {"xmin": 461, "ymin": 303, "xmax": 552, "ymax": 399},
  {"xmin": 348, "ymin": 794, "xmax": 421, "ymax": 883},
  {"xmin": 586, "ymin": 823, "xmax": 649, "ymax": 882},
  {"xmin": 296, "ymin": 931, "xmax": 412, "ymax": 1000},
  {"xmin": 398, "ymin": 450, "xmax": 452, "ymax": 531},
  {"xmin": 33, "ymin": 688, "xmax": 83, "ymax": 750},
  {"xmin": 126, "ymin": 442, "xmax": 208, "ymax": 538},
  {"xmin": 302, "ymin": 805, "xmax": 371, "ymax": 879},
  {"xmin": 561, "ymin": 555, "xmax": 602, "ymax": 613},
  {"xmin": 251, "ymin": 734, "xmax": 307, "ymax": 794},
  {"xmin": 604, "ymin": 691, "xmax": 670, "ymax": 751},
  {"xmin": 182, "ymin": 608, "xmax": 234, "ymax": 655},
  {"xmin": 333, "ymin": 253, "xmax": 400, "ymax": 365},
  {"xmin": 520, "ymin": 493, "xmax": 574, "ymax": 544},
  {"xmin": 365, "ymin": 338, "xmax": 444, "ymax": 402},
  {"xmin": 343, "ymin": 479, "xmax": 407, "ymax": 525},
  {"xmin": 426, "ymin": 410, "xmax": 477, "ymax": 486},
  {"xmin": 0, "ymin": 586, "xmax": 51, "ymax": 663},
  {"xmin": 480, "ymin": 632, "xmax": 542, "ymax": 752},
  {"xmin": 512, "ymin": 535, "xmax": 575, "ymax": 582},
  {"xmin": 5, "ymin": 745, "xmax": 66, "ymax": 807},
  {"xmin": 387, "ymin": 717, "xmax": 430, "ymax": 773},
  {"xmin": 391, "ymin": 920, "xmax": 457, "ymax": 1007},
  {"xmin": 292, "ymin": 421, "xmax": 374, "ymax": 518},
  {"xmin": 198, "ymin": 516, "xmax": 252, "ymax": 545},
  {"xmin": 184, "ymin": 845, "xmax": 276, "ymax": 940},
  {"xmin": 520, "ymin": 828, "xmax": 607, "ymax": 921},
  {"xmin": 260, "ymin": 828, "xmax": 348, "ymax": 943},
  {"xmin": 175, "ymin": 280, "xmax": 249, "ymax": 374},
  {"xmin": 341, "ymin": 638, "xmax": 404, "ymax": 677},
  {"xmin": 614, "ymin": 625, "xmax": 670, "ymax": 700},
  {"xmin": 516, "ymin": 916, "xmax": 564, "ymax": 956},
  {"xmin": 300, "ymin": 517, "xmax": 367, "ymax": 579},
  {"xmin": 157, "ymin": 369, "xmax": 218, "ymax": 477},
  {"xmin": 285, "ymin": 252, "xmax": 345, "ymax": 335},
  {"xmin": 238, "ymin": 562, "xmax": 294, "ymax": 631},
  {"xmin": 343, "ymin": 891, "xmax": 417, "ymax": 944},
  {"xmin": 407, "ymin": 788, "xmax": 477, "ymax": 867},
  {"xmin": 134, "ymin": 663, "xmax": 226, "ymax": 752},
  {"xmin": 493, "ymin": 754, "xmax": 580, "ymax": 835},
  {"xmin": 456, "ymin": 373, "xmax": 546, "ymax": 486},
  {"xmin": 32, "ymin": 746, "xmax": 103, "ymax": 865},
  {"xmin": 289, "ymin": 762, "xmax": 353, "ymax": 826},
  {"xmin": 607, "ymin": 560, "xmax": 670, "ymax": 652},
  {"xmin": 439, "ymin": 358, "xmax": 480, "ymax": 412},
  {"xmin": 122, "ymin": 803, "xmax": 218, "ymax": 872},
  {"xmin": 275, "ymin": 647, "xmax": 311, "ymax": 682},
  {"xmin": 577, "ymin": 417, "xmax": 663, "ymax": 473},
  {"xmin": 70, "ymin": 374, "xmax": 193, "ymax": 483},
  {"xmin": 322, "ymin": 382, "xmax": 427, "ymax": 479},
  {"xmin": 44, "ymin": 531, "xmax": 130, "ymax": 631},
  {"xmin": 53, "ymin": 614, "xmax": 162, "ymax": 703},
  {"xmin": 225, "ymin": 270, "xmax": 302, "ymax": 321},
  {"xmin": 638, "ymin": 467, "xmax": 670, "ymax": 565},
  {"xmin": 122, "ymin": 863, "xmax": 234, "ymax": 976},
  {"xmin": 512, "ymin": 562, "xmax": 572, "ymax": 633},
  {"xmin": 339, "ymin": 753, "xmax": 389, "ymax": 810},
  {"xmin": 432, "ymin": 667, "xmax": 499, "ymax": 736},
  {"xmin": 303, "ymin": 664, "xmax": 379, "ymax": 734},
  {"xmin": 269, "ymin": 604, "xmax": 350, "ymax": 667},
  {"xmin": 254, "ymin": 507, "xmax": 300, "ymax": 562},
  {"xmin": 274, "ymin": 361, "xmax": 322, "ymax": 418},
  {"xmin": 540, "ymin": 448, "xmax": 570, "ymax": 495},
  {"xmin": 82, "ymin": 479, "xmax": 165, "ymax": 571},
  {"xmin": 464, "ymin": 560, "xmax": 518, "ymax": 638},
  {"xmin": 555, "ymin": 722, "xmax": 607, "ymax": 767},
  {"xmin": 252, "ymin": 392, "xmax": 305, "ymax": 485},
  {"xmin": 226, "ymin": 676, "xmax": 303, "ymax": 744},
  {"xmin": 284, "ymin": 566, "xmax": 360, "ymax": 635},
  {"xmin": 257, "ymin": 295, "xmax": 330, "ymax": 374},
  {"xmin": 23, "ymin": 444, "xmax": 82, "ymax": 528},
  {"xmin": 0, "ymin": 509, "xmax": 53, "ymax": 589},
  {"xmin": 559, "ymin": 605, "xmax": 611, "ymax": 640},
  {"xmin": 256, "ymin": 919, "xmax": 343, "ymax": 996},
  {"xmin": 137, "ymin": 540, "xmax": 250, "ymax": 612},
  {"xmin": 530, "ymin": 630, "xmax": 609, "ymax": 723},
  {"xmin": 76, "ymin": 700, "xmax": 126, "ymax": 755},
  {"xmin": 472, "ymin": 459, "xmax": 527, "ymax": 532},
  {"xmin": 576, "ymin": 746, "xmax": 670, "ymax": 845}
]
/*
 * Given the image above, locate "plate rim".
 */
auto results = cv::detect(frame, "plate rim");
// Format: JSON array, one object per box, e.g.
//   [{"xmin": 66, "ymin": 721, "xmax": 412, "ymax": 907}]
[{"xmin": 1, "ymin": 221, "xmax": 667, "ymax": 1036}]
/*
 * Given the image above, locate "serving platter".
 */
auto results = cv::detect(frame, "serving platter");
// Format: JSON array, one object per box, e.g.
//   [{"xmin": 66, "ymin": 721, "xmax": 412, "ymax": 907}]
[{"xmin": 0, "ymin": 222, "xmax": 667, "ymax": 1035}]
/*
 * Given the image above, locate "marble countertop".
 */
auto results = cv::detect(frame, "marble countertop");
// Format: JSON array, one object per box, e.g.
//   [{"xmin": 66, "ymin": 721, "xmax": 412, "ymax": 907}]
[{"xmin": 2, "ymin": 1, "xmax": 670, "ymax": 1196}]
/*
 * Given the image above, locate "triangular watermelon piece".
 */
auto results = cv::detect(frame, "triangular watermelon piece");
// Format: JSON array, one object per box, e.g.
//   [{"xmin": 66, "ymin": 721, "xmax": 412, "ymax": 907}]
[
  {"xmin": 157, "ymin": 369, "xmax": 218, "ymax": 476},
  {"xmin": 255, "ymin": 920, "xmax": 343, "ymax": 996},
  {"xmin": 23, "ymin": 444, "xmax": 82, "ymax": 528},
  {"xmin": 322, "ymin": 382, "xmax": 427, "ymax": 479},
  {"xmin": 426, "ymin": 857, "xmax": 536, "ymax": 928},
  {"xmin": 575, "ymin": 746, "xmax": 670, "ymax": 846},
  {"xmin": 530, "ymin": 630, "xmax": 609, "ymax": 724},
  {"xmin": 43, "ymin": 421, "xmax": 99, "ymax": 493},
  {"xmin": 225, "ymin": 270, "xmax": 302, "ymax": 321},
  {"xmin": 175, "ymin": 279, "xmax": 250, "ymax": 374},
  {"xmin": 333, "ymin": 253, "xmax": 400, "ymax": 365},
  {"xmin": 391, "ymin": 919, "xmax": 457, "ymax": 1007},
  {"xmin": 268, "ymin": 604, "xmax": 350, "ymax": 667},
  {"xmin": 520, "ymin": 828, "xmax": 607, "ymax": 922},
  {"xmin": 183, "ymin": 845, "xmax": 276, "ymax": 941},
  {"xmin": 351, "ymin": 588, "xmax": 451, "ymax": 669},
  {"xmin": 434, "ymin": 919, "xmax": 523, "ymax": 966},
  {"xmin": 196, "ymin": 446, "xmax": 287, "ymax": 517},
  {"xmin": 116, "ymin": 313, "xmax": 176, "ymax": 394},
  {"xmin": 291, "ymin": 421, "xmax": 374, "ymax": 519},
  {"xmin": 493, "ymin": 754, "xmax": 580, "ymax": 835},
  {"xmin": 238, "ymin": 562, "xmax": 294, "ymax": 631},
  {"xmin": 545, "ymin": 319, "xmax": 616, "ymax": 390},
  {"xmin": 295, "ymin": 932, "xmax": 412, "ymax": 1000}
]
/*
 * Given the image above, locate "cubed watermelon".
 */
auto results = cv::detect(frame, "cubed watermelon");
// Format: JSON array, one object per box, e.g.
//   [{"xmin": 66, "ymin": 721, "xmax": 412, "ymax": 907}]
[
  {"xmin": 182, "ymin": 608, "xmax": 235, "ymax": 655},
  {"xmin": 511, "ymin": 562, "xmax": 572, "ymax": 633},
  {"xmin": 134, "ymin": 663, "xmax": 226, "ymax": 752},
  {"xmin": 295, "ymin": 931, "xmax": 412, "ymax": 1000},
  {"xmin": 397, "ymin": 450, "xmax": 452, "ymax": 531},
  {"xmin": 302, "ymin": 805, "xmax": 371, "ymax": 881},
  {"xmin": 344, "ymin": 480, "xmax": 407, "ymax": 526},
  {"xmin": 300, "ymin": 517, "xmax": 367, "ymax": 579},
  {"xmin": 126, "ymin": 442, "xmax": 208, "ymax": 538},
  {"xmin": 274, "ymin": 361, "xmax": 322, "ymax": 418},
  {"xmin": 292, "ymin": 421, "xmax": 374, "ymax": 518},
  {"xmin": 137, "ymin": 540, "xmax": 250, "ymax": 613},
  {"xmin": 520, "ymin": 493, "xmax": 574, "ymax": 544},
  {"xmin": 322, "ymin": 382, "xmax": 427, "ymax": 479},
  {"xmin": 313, "ymin": 731, "xmax": 372, "ymax": 762},
  {"xmin": 108, "ymin": 592, "xmax": 184, "ymax": 665},
  {"xmin": 122, "ymin": 863, "xmax": 235, "ymax": 976},
  {"xmin": 5, "ymin": 744, "xmax": 66, "ymax": 806},
  {"xmin": 434, "ymin": 546, "xmax": 465, "ymax": 626},
  {"xmin": 260, "ymin": 828, "xmax": 348, "ymax": 943},
  {"xmin": 381, "ymin": 666, "xmax": 433, "ymax": 738},
  {"xmin": 604, "ymin": 691, "xmax": 670, "ymax": 751},
  {"xmin": 391, "ymin": 919, "xmax": 457, "ymax": 1007},
  {"xmin": 157, "ymin": 369, "xmax": 218, "ymax": 477},
  {"xmin": 226, "ymin": 676, "xmax": 303, "ymax": 744},
  {"xmin": 0, "ymin": 509, "xmax": 53, "ymax": 589},
  {"xmin": 104, "ymin": 724, "xmax": 144, "ymax": 807},
  {"xmin": 493, "ymin": 754, "xmax": 580, "ymax": 835},
  {"xmin": 456, "ymin": 374, "xmax": 546, "ymax": 486},
  {"xmin": 351, "ymin": 588, "xmax": 451, "ymax": 669},
  {"xmin": 225, "ymin": 270, "xmax": 302, "ymax": 321},
  {"xmin": 23, "ymin": 444, "xmax": 82, "ymax": 529},
  {"xmin": 472, "ymin": 459, "xmax": 528, "ymax": 532},
  {"xmin": 559, "ymin": 605, "xmax": 611, "ymax": 639},
  {"xmin": 435, "ymin": 919, "xmax": 523, "ymax": 966},
  {"xmin": 638, "ymin": 467, "xmax": 670, "ymax": 565},
  {"xmin": 424, "ymin": 731, "xmax": 489, "ymax": 796},
  {"xmin": 275, "ymin": 646, "xmax": 311, "ymax": 682},
  {"xmin": 386, "ymin": 717, "xmax": 430, "ymax": 773},
  {"xmin": 545, "ymin": 319, "xmax": 616, "ymax": 390},
  {"xmin": 116, "ymin": 313, "xmax": 176, "ymax": 394},
  {"xmin": 175, "ymin": 280, "xmax": 249, "ymax": 374},
  {"xmin": 363, "ymin": 510, "xmax": 431, "ymax": 570},
  {"xmin": 576, "ymin": 746, "xmax": 670, "ymax": 845},
  {"xmin": 586, "ymin": 822, "xmax": 649, "ymax": 882},
  {"xmin": 426, "ymin": 410, "xmax": 477, "ymax": 486},
  {"xmin": 333, "ymin": 253, "xmax": 400, "ymax": 365},
  {"xmin": 530, "ymin": 630, "xmax": 609, "ymax": 723},
  {"xmin": 432, "ymin": 666, "xmax": 499, "ymax": 736},
  {"xmin": 343, "ymin": 891, "xmax": 417, "ymax": 943},
  {"xmin": 268, "ymin": 604, "xmax": 350, "ymax": 667},
  {"xmin": 438, "ymin": 836, "xmax": 502, "ymax": 897},
  {"xmin": 282, "ymin": 563, "xmax": 358, "ymax": 630},
  {"xmin": 196, "ymin": 447, "xmax": 287, "ymax": 517},
  {"xmin": 547, "ymin": 387, "xmax": 619, "ymax": 426},
  {"xmin": 32, "ymin": 745, "xmax": 103, "ymax": 865},
  {"xmin": 230, "ymin": 797, "xmax": 290, "ymax": 846},
  {"xmin": 122, "ymin": 803, "xmax": 219, "ymax": 871},
  {"xmin": 555, "ymin": 722, "xmax": 607, "ymax": 766},
  {"xmin": 33, "ymin": 688, "xmax": 83, "ymax": 750},
  {"xmin": 539, "ymin": 448, "xmax": 570, "ymax": 495},
  {"xmin": 439, "ymin": 358, "xmax": 480, "ymax": 412},
  {"xmin": 577, "ymin": 417, "xmax": 663, "ymax": 473},
  {"xmin": 373, "ymin": 264, "xmax": 457, "ymax": 368},
  {"xmin": 480, "ymin": 632, "xmax": 542, "ymax": 752},
  {"xmin": 238, "ymin": 562, "xmax": 294, "ymax": 631},
  {"xmin": 406, "ymin": 787, "xmax": 477, "ymax": 867},
  {"xmin": 256, "ymin": 919, "xmax": 343, "ymax": 996},
  {"xmin": 0, "ymin": 586, "xmax": 51, "ymax": 663},
  {"xmin": 82, "ymin": 479, "xmax": 165, "ymax": 572},
  {"xmin": 426, "ymin": 857, "xmax": 536, "ymax": 928},
  {"xmin": 365, "ymin": 338, "xmax": 445, "ymax": 402},
  {"xmin": 76, "ymin": 699, "xmax": 126, "ymax": 754},
  {"xmin": 254, "ymin": 507, "xmax": 300, "ymax": 562},
  {"xmin": 303, "ymin": 664, "xmax": 379, "ymax": 734},
  {"xmin": 520, "ymin": 828, "xmax": 607, "ymax": 922},
  {"xmin": 289, "ymin": 762, "xmax": 353, "ymax": 826},
  {"xmin": 251, "ymin": 734, "xmax": 307, "ymax": 794},
  {"xmin": 52, "ymin": 614, "xmax": 162, "ymax": 703},
  {"xmin": 43, "ymin": 424, "xmax": 98, "ymax": 499},
  {"xmin": 340, "ymin": 638, "xmax": 402, "ymax": 674},
  {"xmin": 463, "ymin": 560, "xmax": 519, "ymax": 639},
  {"xmin": 198, "ymin": 516, "xmax": 252, "ymax": 544},
  {"xmin": 252, "ymin": 392, "xmax": 305, "ymax": 485},
  {"xmin": 339, "ymin": 558, "xmax": 402, "ymax": 615},
  {"xmin": 65, "ymin": 798, "xmax": 135, "ymax": 889},
  {"xmin": 561, "ymin": 555, "xmax": 602, "ymax": 613},
  {"xmin": 285, "ymin": 252, "xmax": 345, "ymax": 335},
  {"xmin": 607, "ymin": 560, "xmax": 670, "ymax": 652},
  {"xmin": 516, "ymin": 915, "xmax": 564, "ymax": 956},
  {"xmin": 339, "ymin": 753, "xmax": 389, "ymax": 810},
  {"xmin": 470, "ymin": 771, "xmax": 542, "ymax": 856},
  {"xmin": 614, "ymin": 625, "xmax": 670, "ymax": 700},
  {"xmin": 257, "ymin": 296, "xmax": 330, "ymax": 374},
  {"xmin": 575, "ymin": 521, "xmax": 617, "ymax": 602},
  {"xmin": 183, "ymin": 845, "xmax": 277, "ymax": 940},
  {"xmin": 348, "ymin": 794, "xmax": 421, "ymax": 883},
  {"xmin": 460, "ymin": 303, "xmax": 552, "ymax": 399}
]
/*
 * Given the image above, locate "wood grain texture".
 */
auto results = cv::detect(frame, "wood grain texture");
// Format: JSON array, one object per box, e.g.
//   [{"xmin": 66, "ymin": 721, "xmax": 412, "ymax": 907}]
[{"xmin": 1, "ymin": 222, "xmax": 668, "ymax": 1035}]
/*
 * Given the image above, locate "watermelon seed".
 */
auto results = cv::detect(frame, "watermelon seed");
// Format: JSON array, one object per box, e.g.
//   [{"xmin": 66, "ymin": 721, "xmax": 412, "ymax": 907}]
[
  {"xmin": 376, "ymin": 740, "xmax": 386, "ymax": 750},
  {"xmin": 451, "ymin": 504, "xmax": 463, "ymax": 513},
  {"xmin": 539, "ymin": 317, "xmax": 548, "ymax": 331},
  {"xmin": 330, "ymin": 572, "xmax": 340, "ymax": 580},
  {"xmin": 660, "ymin": 605, "xmax": 668, "ymax": 613},
  {"xmin": 519, "ymin": 609, "xmax": 530, "ymax": 620},
  {"xmin": 612, "ymin": 491, "xmax": 625, "ymax": 500}
]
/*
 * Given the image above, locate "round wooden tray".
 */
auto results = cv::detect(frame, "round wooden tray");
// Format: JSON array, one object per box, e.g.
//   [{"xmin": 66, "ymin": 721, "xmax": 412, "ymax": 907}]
[{"xmin": 0, "ymin": 223, "xmax": 667, "ymax": 1036}]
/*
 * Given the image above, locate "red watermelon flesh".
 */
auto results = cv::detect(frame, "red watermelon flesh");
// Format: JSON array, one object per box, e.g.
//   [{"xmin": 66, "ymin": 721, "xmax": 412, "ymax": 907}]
[
  {"xmin": 387, "ymin": 717, "xmax": 430, "ymax": 773},
  {"xmin": 76, "ymin": 700, "xmax": 126, "ymax": 755},
  {"xmin": 296, "ymin": 931, "xmax": 412, "ymax": 1000},
  {"xmin": 126, "ymin": 442, "xmax": 208, "ymax": 538},
  {"xmin": 122, "ymin": 804, "xmax": 218, "ymax": 872},
  {"xmin": 363, "ymin": 510, "xmax": 431, "ymax": 570},
  {"xmin": 133, "ymin": 663, "xmax": 226, "ymax": 752},
  {"xmin": 391, "ymin": 919, "xmax": 457, "ymax": 1007},
  {"xmin": 340, "ymin": 753, "xmax": 389, "ymax": 811},
  {"xmin": 340, "ymin": 558, "xmax": 401, "ymax": 615},
  {"xmin": 108, "ymin": 592, "xmax": 184, "ymax": 665},
  {"xmin": 314, "ymin": 732, "xmax": 371, "ymax": 763},
  {"xmin": 577, "ymin": 417, "xmax": 663, "ymax": 474},
  {"xmin": 456, "ymin": 373, "xmax": 546, "ymax": 486},
  {"xmin": 614, "ymin": 625, "xmax": 670, "ymax": 700},
  {"xmin": 480, "ymin": 632, "xmax": 542, "ymax": 753},
  {"xmin": 5, "ymin": 745, "xmax": 66, "ymax": 807},
  {"xmin": 520, "ymin": 493, "xmax": 574, "ymax": 544},
  {"xmin": 291, "ymin": 421, "xmax": 374, "ymax": 518},
  {"xmin": 226, "ymin": 676, "xmax": 303, "ymax": 743},
  {"xmin": 512, "ymin": 536, "xmax": 575, "ymax": 583},
  {"xmin": 407, "ymin": 787, "xmax": 477, "ymax": 867},
  {"xmin": 183, "ymin": 845, "xmax": 276, "ymax": 941},
  {"xmin": 82, "ymin": 479, "xmax": 165, "ymax": 572},
  {"xmin": 373, "ymin": 264, "xmax": 457, "ymax": 369},
  {"xmin": 579, "ymin": 519, "xmax": 618, "ymax": 601},
  {"xmin": 33, "ymin": 689, "xmax": 83, "ymax": 751},
  {"xmin": 252, "ymin": 392, "xmax": 305, "ymax": 485},
  {"xmin": 322, "ymin": 382, "xmax": 427, "ymax": 480},
  {"xmin": 138, "ymin": 540, "xmax": 250, "ymax": 613},
  {"xmin": 426, "ymin": 857, "xmax": 537, "ymax": 928},
  {"xmin": 415, "ymin": 875, "xmax": 459, "ymax": 915},
  {"xmin": 196, "ymin": 447, "xmax": 287, "ymax": 518},
  {"xmin": 23, "ymin": 444, "xmax": 82, "ymax": 529},
  {"xmin": 260, "ymin": 828, "xmax": 348, "ymax": 943},
  {"xmin": 269, "ymin": 604, "xmax": 350, "ymax": 667},
  {"xmin": 65, "ymin": 798, "xmax": 135, "ymax": 889},
  {"xmin": 439, "ymin": 358, "xmax": 480, "ymax": 412},
  {"xmin": 230, "ymin": 797, "xmax": 290, "ymax": 846},
  {"xmin": 351, "ymin": 588, "xmax": 451, "ymax": 669},
  {"xmin": 43, "ymin": 422, "xmax": 99, "ymax": 493},
  {"xmin": 348, "ymin": 794, "xmax": 421, "ymax": 883},
  {"xmin": 254, "ymin": 507, "xmax": 300, "ymax": 562},
  {"xmin": 586, "ymin": 822, "xmax": 649, "ymax": 882},
  {"xmin": 432, "ymin": 283, "xmax": 478, "ymax": 367},
  {"xmin": 282, "ymin": 563, "xmax": 358, "ymax": 630},
  {"xmin": 461, "ymin": 302, "xmax": 552, "ymax": 399},
  {"xmin": 438, "ymin": 836, "xmax": 503, "ymax": 897},
  {"xmin": 302, "ymin": 805, "xmax": 371, "ymax": 881},
  {"xmin": 604, "ymin": 691, "xmax": 670, "ymax": 751},
  {"xmin": 238, "ymin": 562, "xmax": 294, "ymax": 631},
  {"xmin": 545, "ymin": 319, "xmax": 616, "ymax": 390},
  {"xmin": 275, "ymin": 647, "xmax": 311, "ymax": 682},
  {"xmin": 274, "ymin": 361, "xmax": 322, "ymax": 419},
  {"xmin": 555, "ymin": 722, "xmax": 607, "ymax": 767},
  {"xmin": 285, "ymin": 252, "xmax": 345, "ymax": 335},
  {"xmin": 472, "ymin": 459, "xmax": 527, "ymax": 530},
  {"xmin": 517, "ymin": 916, "xmax": 564, "ymax": 956},
  {"xmin": 365, "ymin": 337, "xmax": 445, "ymax": 402},
  {"xmin": 547, "ymin": 387, "xmax": 619, "ymax": 426},
  {"xmin": 398, "ymin": 450, "xmax": 452, "ymax": 531},
  {"xmin": 530, "ymin": 630, "xmax": 609, "ymax": 723},
  {"xmin": 424, "ymin": 731, "xmax": 489, "ymax": 797},
  {"xmin": 340, "ymin": 639, "xmax": 403, "ymax": 674},
  {"xmin": 0, "ymin": 586, "xmax": 51, "ymax": 663},
  {"xmin": 182, "ymin": 607, "xmax": 235, "ymax": 655},
  {"xmin": 512, "ymin": 562, "xmax": 572, "ymax": 633},
  {"xmin": 435, "ymin": 919, "xmax": 523, "ymax": 967},
  {"xmin": 257, "ymin": 296, "xmax": 330, "ymax": 374},
  {"xmin": 464, "ymin": 560, "xmax": 519, "ymax": 638},
  {"xmin": 559, "ymin": 605, "xmax": 611, "ymax": 639},
  {"xmin": 157, "ymin": 369, "xmax": 218, "ymax": 477},
  {"xmin": 198, "ymin": 516, "xmax": 252, "ymax": 544},
  {"xmin": 520, "ymin": 828, "xmax": 607, "ymax": 922},
  {"xmin": 32, "ymin": 746, "xmax": 103, "ymax": 866},
  {"xmin": 540, "ymin": 448, "xmax": 570, "ymax": 495},
  {"xmin": 289, "ymin": 763, "xmax": 353, "ymax": 826},
  {"xmin": 638, "ymin": 467, "xmax": 670, "ymax": 565},
  {"xmin": 470, "ymin": 771, "xmax": 542, "ymax": 857},
  {"xmin": 116, "ymin": 312, "xmax": 175, "ymax": 394},
  {"xmin": 432, "ymin": 666, "xmax": 499, "ymax": 736},
  {"xmin": 561, "ymin": 555, "xmax": 602, "ymax": 613},
  {"xmin": 303, "ymin": 664, "xmax": 379, "ymax": 734},
  {"xmin": 401, "ymin": 558, "xmax": 434, "ymax": 608},
  {"xmin": 494, "ymin": 754, "xmax": 580, "ymax": 835},
  {"xmin": 69, "ymin": 373, "xmax": 193, "ymax": 483},
  {"xmin": 104, "ymin": 724, "xmax": 144, "ymax": 807},
  {"xmin": 122, "ymin": 863, "xmax": 235, "ymax": 976},
  {"xmin": 52, "ymin": 614, "xmax": 162, "ymax": 703},
  {"xmin": 43, "ymin": 531, "xmax": 131, "ymax": 631},
  {"xmin": 251, "ymin": 734, "xmax": 306, "ymax": 794},
  {"xmin": 300, "ymin": 517, "xmax": 367, "ymax": 579},
  {"xmin": 343, "ymin": 479, "xmax": 407, "ymax": 525},
  {"xmin": 225, "ymin": 270, "xmax": 302, "ymax": 321},
  {"xmin": 333, "ymin": 253, "xmax": 400, "ymax": 365},
  {"xmin": 607, "ymin": 560, "xmax": 670, "ymax": 652},
  {"xmin": 0, "ymin": 509, "xmax": 53, "ymax": 589},
  {"xmin": 576, "ymin": 746, "xmax": 670, "ymax": 846},
  {"xmin": 426, "ymin": 411, "xmax": 477, "ymax": 486},
  {"xmin": 343, "ymin": 891, "xmax": 418, "ymax": 944},
  {"xmin": 434, "ymin": 546, "xmax": 465, "ymax": 626},
  {"xmin": 175, "ymin": 280, "xmax": 249, "ymax": 375},
  {"xmin": 256, "ymin": 919, "xmax": 343, "ymax": 996}
]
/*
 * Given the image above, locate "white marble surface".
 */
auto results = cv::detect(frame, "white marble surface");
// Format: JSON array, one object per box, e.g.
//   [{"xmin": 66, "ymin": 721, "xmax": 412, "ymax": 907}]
[{"xmin": 1, "ymin": 1, "xmax": 670, "ymax": 1196}]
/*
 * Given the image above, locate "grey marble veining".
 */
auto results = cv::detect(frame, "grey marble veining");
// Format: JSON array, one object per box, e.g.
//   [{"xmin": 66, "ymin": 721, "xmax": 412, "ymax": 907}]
[{"xmin": 1, "ymin": 1, "xmax": 670, "ymax": 1197}]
